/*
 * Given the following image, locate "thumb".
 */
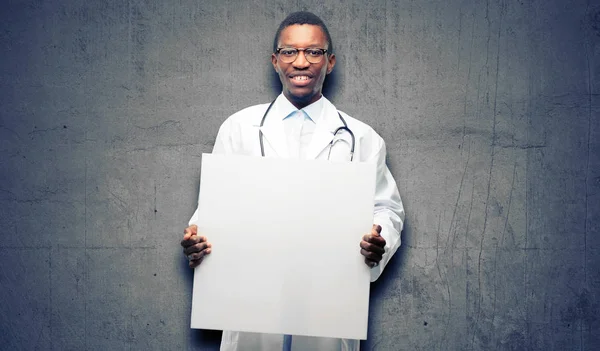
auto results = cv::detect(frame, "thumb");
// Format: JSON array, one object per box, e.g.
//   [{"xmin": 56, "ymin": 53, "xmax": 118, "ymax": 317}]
[
  {"xmin": 372, "ymin": 224, "xmax": 382, "ymax": 236},
  {"xmin": 183, "ymin": 225, "xmax": 198, "ymax": 240}
]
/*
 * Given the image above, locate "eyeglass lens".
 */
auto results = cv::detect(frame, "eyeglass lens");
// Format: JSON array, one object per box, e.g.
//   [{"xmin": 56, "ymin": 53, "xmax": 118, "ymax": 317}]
[{"xmin": 278, "ymin": 48, "xmax": 325, "ymax": 64}]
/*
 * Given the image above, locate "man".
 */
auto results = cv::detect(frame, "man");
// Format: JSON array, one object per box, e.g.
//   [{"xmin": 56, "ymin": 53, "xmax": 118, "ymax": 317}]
[{"xmin": 181, "ymin": 11, "xmax": 404, "ymax": 351}]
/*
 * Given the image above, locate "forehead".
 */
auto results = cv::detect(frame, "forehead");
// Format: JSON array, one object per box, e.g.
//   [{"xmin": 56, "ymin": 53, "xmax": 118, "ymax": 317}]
[{"xmin": 278, "ymin": 24, "xmax": 328, "ymax": 48}]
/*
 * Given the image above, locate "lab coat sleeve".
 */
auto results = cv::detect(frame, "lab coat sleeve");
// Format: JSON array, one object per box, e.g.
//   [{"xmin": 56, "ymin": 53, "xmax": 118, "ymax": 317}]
[
  {"xmin": 368, "ymin": 137, "xmax": 405, "ymax": 282},
  {"xmin": 188, "ymin": 118, "xmax": 233, "ymax": 226}
]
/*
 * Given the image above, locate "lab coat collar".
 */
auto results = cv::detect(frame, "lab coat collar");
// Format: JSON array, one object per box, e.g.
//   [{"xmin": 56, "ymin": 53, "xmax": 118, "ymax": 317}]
[
  {"xmin": 257, "ymin": 94, "xmax": 290, "ymax": 158},
  {"xmin": 305, "ymin": 97, "xmax": 345, "ymax": 160},
  {"xmin": 258, "ymin": 94, "xmax": 344, "ymax": 159},
  {"xmin": 276, "ymin": 93, "xmax": 323, "ymax": 123}
]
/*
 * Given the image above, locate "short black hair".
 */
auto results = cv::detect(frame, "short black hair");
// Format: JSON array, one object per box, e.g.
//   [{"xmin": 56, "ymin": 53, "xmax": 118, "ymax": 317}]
[{"xmin": 273, "ymin": 11, "xmax": 333, "ymax": 54}]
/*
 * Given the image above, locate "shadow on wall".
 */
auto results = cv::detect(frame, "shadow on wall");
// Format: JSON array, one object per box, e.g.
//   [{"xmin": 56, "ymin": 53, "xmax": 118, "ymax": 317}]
[{"xmin": 374, "ymin": 224, "xmax": 409, "ymax": 289}]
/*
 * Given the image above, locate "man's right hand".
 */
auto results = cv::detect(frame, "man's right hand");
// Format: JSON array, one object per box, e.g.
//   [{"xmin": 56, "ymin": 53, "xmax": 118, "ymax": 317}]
[{"xmin": 181, "ymin": 224, "xmax": 212, "ymax": 268}]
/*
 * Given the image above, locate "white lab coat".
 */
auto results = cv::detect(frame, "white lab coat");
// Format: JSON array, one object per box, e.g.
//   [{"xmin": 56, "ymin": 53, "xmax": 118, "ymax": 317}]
[{"xmin": 189, "ymin": 95, "xmax": 405, "ymax": 351}]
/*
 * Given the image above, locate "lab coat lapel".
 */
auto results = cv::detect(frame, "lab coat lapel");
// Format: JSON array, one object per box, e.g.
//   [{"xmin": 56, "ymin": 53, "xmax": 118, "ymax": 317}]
[
  {"xmin": 305, "ymin": 99, "xmax": 344, "ymax": 160},
  {"xmin": 258, "ymin": 118, "xmax": 289, "ymax": 158}
]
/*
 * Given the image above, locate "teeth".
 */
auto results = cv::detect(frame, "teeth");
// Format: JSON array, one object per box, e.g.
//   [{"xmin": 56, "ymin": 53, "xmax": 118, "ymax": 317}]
[{"xmin": 293, "ymin": 76, "xmax": 309, "ymax": 81}]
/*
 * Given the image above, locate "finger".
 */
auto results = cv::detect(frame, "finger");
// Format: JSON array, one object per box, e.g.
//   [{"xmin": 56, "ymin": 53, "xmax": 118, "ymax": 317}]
[
  {"xmin": 184, "ymin": 242, "xmax": 211, "ymax": 256},
  {"xmin": 180, "ymin": 235, "xmax": 208, "ymax": 248},
  {"xmin": 362, "ymin": 233, "xmax": 384, "ymax": 242},
  {"xmin": 364, "ymin": 257, "xmax": 379, "ymax": 268},
  {"xmin": 183, "ymin": 225, "xmax": 198, "ymax": 240},
  {"xmin": 364, "ymin": 234, "xmax": 386, "ymax": 247},
  {"xmin": 189, "ymin": 257, "xmax": 204, "ymax": 268},
  {"xmin": 187, "ymin": 247, "xmax": 212, "ymax": 262},
  {"xmin": 372, "ymin": 224, "xmax": 382, "ymax": 235},
  {"xmin": 360, "ymin": 240, "xmax": 385, "ymax": 255},
  {"xmin": 361, "ymin": 248, "xmax": 383, "ymax": 262},
  {"xmin": 183, "ymin": 241, "xmax": 208, "ymax": 255},
  {"xmin": 180, "ymin": 235, "xmax": 199, "ymax": 248}
]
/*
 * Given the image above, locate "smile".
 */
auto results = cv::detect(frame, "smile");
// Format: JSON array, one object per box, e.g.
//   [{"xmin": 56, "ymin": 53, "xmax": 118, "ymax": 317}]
[
  {"xmin": 289, "ymin": 75, "xmax": 313, "ymax": 87},
  {"xmin": 291, "ymin": 75, "xmax": 310, "ymax": 81}
]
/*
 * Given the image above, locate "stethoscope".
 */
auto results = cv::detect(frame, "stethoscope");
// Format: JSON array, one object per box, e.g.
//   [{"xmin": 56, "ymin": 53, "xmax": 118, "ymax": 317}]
[{"xmin": 258, "ymin": 99, "xmax": 356, "ymax": 161}]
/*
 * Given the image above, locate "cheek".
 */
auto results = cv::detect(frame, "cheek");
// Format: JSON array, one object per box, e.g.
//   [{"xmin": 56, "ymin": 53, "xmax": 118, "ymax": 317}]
[
  {"xmin": 317, "ymin": 67, "xmax": 328, "ymax": 82},
  {"xmin": 278, "ymin": 65, "xmax": 292, "ymax": 78},
  {"xmin": 275, "ymin": 65, "xmax": 287, "ymax": 80}
]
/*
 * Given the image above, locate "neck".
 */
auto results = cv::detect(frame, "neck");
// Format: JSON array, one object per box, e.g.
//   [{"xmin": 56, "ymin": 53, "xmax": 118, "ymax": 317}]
[{"xmin": 285, "ymin": 93, "xmax": 322, "ymax": 109}]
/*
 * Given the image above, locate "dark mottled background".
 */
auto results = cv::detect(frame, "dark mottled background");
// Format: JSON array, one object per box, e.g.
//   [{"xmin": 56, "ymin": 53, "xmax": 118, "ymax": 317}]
[{"xmin": 1, "ymin": 0, "xmax": 598, "ymax": 350}]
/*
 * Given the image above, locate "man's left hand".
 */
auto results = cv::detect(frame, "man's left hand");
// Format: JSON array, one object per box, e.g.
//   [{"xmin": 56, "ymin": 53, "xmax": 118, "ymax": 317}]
[{"xmin": 360, "ymin": 224, "xmax": 386, "ymax": 268}]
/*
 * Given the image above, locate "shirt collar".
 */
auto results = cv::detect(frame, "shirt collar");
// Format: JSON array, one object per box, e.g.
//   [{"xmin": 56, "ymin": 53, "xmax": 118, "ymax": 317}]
[{"xmin": 275, "ymin": 93, "xmax": 324, "ymax": 123}]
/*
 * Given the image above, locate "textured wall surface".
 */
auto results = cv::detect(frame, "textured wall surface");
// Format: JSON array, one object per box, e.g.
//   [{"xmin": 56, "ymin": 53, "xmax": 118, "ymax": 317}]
[{"xmin": 1, "ymin": 0, "xmax": 599, "ymax": 350}]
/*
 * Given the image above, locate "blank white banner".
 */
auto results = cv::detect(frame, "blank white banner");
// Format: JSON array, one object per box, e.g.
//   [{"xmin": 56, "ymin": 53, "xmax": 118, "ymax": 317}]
[{"xmin": 190, "ymin": 154, "xmax": 375, "ymax": 340}]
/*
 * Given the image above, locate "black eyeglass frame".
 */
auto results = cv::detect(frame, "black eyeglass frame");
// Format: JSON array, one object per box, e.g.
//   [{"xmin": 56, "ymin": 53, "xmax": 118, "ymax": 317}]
[{"xmin": 275, "ymin": 47, "xmax": 329, "ymax": 64}]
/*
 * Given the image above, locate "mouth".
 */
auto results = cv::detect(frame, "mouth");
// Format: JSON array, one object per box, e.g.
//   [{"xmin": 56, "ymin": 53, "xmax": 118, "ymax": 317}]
[{"xmin": 289, "ymin": 74, "xmax": 313, "ymax": 87}]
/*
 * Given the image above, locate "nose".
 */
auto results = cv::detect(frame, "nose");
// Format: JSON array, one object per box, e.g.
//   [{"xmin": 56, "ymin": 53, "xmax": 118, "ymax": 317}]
[{"xmin": 292, "ymin": 50, "xmax": 310, "ymax": 68}]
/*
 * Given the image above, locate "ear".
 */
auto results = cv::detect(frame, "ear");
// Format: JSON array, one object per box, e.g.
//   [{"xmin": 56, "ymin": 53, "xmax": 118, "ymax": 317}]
[
  {"xmin": 326, "ymin": 53, "xmax": 336, "ymax": 74},
  {"xmin": 271, "ymin": 53, "xmax": 279, "ymax": 73}
]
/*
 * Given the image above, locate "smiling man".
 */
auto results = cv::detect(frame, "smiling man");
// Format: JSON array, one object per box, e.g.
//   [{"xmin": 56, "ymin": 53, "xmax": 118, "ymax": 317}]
[
  {"xmin": 181, "ymin": 11, "xmax": 405, "ymax": 351},
  {"xmin": 272, "ymin": 23, "xmax": 335, "ymax": 108}
]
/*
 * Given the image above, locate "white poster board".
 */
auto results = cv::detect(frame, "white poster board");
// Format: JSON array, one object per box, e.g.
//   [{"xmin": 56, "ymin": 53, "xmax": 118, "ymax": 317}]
[{"xmin": 190, "ymin": 154, "xmax": 375, "ymax": 340}]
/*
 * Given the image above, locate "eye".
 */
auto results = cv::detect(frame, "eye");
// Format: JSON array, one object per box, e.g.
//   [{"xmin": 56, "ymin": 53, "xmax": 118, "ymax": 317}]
[
  {"xmin": 306, "ymin": 49, "xmax": 324, "ymax": 57},
  {"xmin": 280, "ymin": 48, "xmax": 297, "ymax": 56}
]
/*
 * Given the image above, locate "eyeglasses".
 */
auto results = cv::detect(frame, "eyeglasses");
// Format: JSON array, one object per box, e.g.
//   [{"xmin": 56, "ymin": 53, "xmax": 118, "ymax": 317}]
[{"xmin": 276, "ymin": 47, "xmax": 328, "ymax": 64}]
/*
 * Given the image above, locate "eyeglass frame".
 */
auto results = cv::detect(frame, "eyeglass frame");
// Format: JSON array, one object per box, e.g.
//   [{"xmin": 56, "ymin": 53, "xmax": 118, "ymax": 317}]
[{"xmin": 275, "ymin": 47, "xmax": 330, "ymax": 64}]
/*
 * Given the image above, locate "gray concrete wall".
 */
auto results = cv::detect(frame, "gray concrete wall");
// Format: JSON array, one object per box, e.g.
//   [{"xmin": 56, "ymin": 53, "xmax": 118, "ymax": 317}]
[{"xmin": 1, "ymin": 0, "xmax": 598, "ymax": 350}]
